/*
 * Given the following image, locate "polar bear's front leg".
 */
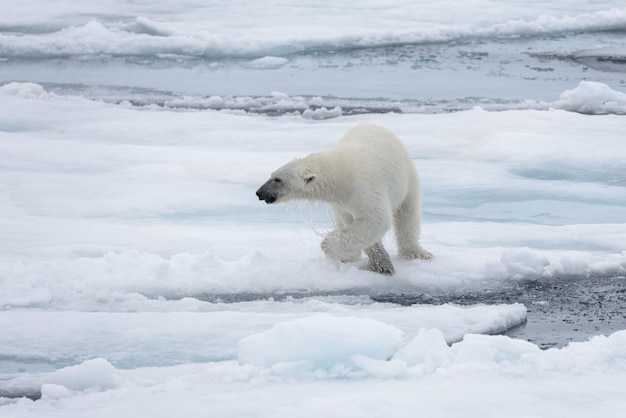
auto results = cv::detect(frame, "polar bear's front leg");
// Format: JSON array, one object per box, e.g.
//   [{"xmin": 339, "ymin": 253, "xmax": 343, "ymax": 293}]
[
  {"xmin": 364, "ymin": 242, "xmax": 395, "ymax": 275},
  {"xmin": 321, "ymin": 230, "xmax": 361, "ymax": 262},
  {"xmin": 324, "ymin": 207, "xmax": 362, "ymax": 262},
  {"xmin": 321, "ymin": 213, "xmax": 391, "ymax": 265}
]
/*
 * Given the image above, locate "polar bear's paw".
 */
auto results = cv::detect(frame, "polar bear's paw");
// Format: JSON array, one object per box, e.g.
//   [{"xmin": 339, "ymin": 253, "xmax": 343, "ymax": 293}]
[
  {"xmin": 363, "ymin": 243, "xmax": 395, "ymax": 276},
  {"xmin": 400, "ymin": 245, "xmax": 433, "ymax": 261},
  {"xmin": 363, "ymin": 257, "xmax": 395, "ymax": 276}
]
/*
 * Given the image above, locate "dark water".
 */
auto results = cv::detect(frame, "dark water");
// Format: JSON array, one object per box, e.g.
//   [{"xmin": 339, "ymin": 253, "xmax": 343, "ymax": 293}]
[{"xmin": 372, "ymin": 275, "xmax": 626, "ymax": 349}]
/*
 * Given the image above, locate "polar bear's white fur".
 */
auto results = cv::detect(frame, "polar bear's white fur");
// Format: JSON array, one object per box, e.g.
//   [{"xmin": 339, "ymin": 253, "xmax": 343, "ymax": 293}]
[{"xmin": 256, "ymin": 123, "xmax": 431, "ymax": 275}]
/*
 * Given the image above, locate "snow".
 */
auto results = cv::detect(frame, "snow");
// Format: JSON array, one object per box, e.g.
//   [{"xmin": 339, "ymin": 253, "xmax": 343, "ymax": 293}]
[{"xmin": 1, "ymin": 0, "xmax": 626, "ymax": 416}]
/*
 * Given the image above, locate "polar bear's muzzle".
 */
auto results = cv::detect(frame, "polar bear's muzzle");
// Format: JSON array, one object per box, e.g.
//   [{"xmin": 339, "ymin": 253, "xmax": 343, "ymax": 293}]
[
  {"xmin": 256, "ymin": 179, "xmax": 281, "ymax": 204},
  {"xmin": 257, "ymin": 191, "xmax": 277, "ymax": 204}
]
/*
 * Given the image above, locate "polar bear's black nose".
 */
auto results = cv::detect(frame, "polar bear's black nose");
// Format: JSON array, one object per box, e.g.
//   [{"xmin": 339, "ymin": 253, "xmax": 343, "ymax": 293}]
[{"xmin": 256, "ymin": 187, "xmax": 277, "ymax": 204}]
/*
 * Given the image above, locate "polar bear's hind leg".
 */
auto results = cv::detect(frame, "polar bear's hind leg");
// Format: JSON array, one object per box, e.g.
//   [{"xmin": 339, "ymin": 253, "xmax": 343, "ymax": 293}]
[{"xmin": 394, "ymin": 193, "xmax": 432, "ymax": 261}]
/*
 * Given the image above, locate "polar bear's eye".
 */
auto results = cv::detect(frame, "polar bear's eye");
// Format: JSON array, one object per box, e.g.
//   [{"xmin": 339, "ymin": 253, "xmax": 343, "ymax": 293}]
[
  {"xmin": 273, "ymin": 177, "xmax": 282, "ymax": 183},
  {"xmin": 305, "ymin": 175, "xmax": 316, "ymax": 184}
]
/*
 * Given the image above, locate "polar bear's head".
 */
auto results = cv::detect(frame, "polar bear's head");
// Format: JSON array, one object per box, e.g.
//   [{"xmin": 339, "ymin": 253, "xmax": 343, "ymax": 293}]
[{"xmin": 256, "ymin": 157, "xmax": 319, "ymax": 204}]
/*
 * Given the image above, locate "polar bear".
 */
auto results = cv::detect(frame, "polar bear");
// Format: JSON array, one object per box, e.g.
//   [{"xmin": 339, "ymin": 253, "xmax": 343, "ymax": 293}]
[{"xmin": 256, "ymin": 123, "xmax": 432, "ymax": 275}]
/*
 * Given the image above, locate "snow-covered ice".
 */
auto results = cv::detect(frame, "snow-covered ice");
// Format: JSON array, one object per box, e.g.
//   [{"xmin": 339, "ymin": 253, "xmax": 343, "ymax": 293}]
[
  {"xmin": 1, "ymin": 82, "xmax": 624, "ymax": 306},
  {"xmin": 2, "ymin": 330, "xmax": 626, "ymax": 417},
  {"xmin": 1, "ymin": 79, "xmax": 625, "ymax": 416},
  {"xmin": 2, "ymin": 1, "xmax": 626, "ymax": 59},
  {"xmin": 1, "ymin": 0, "xmax": 626, "ymax": 416},
  {"xmin": 0, "ymin": 301, "xmax": 527, "ymax": 370}
]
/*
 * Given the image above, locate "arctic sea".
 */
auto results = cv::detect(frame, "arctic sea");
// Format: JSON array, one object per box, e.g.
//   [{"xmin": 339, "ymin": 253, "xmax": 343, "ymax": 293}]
[{"xmin": 1, "ymin": 1, "xmax": 626, "ymax": 417}]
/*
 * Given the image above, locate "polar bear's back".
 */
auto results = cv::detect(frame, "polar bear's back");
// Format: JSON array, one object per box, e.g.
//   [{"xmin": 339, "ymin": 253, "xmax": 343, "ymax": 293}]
[
  {"xmin": 336, "ymin": 123, "xmax": 414, "ymax": 171},
  {"xmin": 338, "ymin": 122, "xmax": 411, "ymax": 153},
  {"xmin": 335, "ymin": 123, "xmax": 416, "ymax": 207}
]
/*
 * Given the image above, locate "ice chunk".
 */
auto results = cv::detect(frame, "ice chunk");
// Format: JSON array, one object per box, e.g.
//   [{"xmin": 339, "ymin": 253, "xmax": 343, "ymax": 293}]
[
  {"xmin": 0, "ymin": 82, "xmax": 51, "ymax": 99},
  {"xmin": 451, "ymin": 334, "xmax": 541, "ymax": 364},
  {"xmin": 393, "ymin": 328, "xmax": 452, "ymax": 371},
  {"xmin": 500, "ymin": 248, "xmax": 551, "ymax": 279},
  {"xmin": 244, "ymin": 56, "xmax": 289, "ymax": 70},
  {"xmin": 555, "ymin": 81, "xmax": 626, "ymax": 114},
  {"xmin": 302, "ymin": 106, "xmax": 342, "ymax": 120},
  {"xmin": 121, "ymin": 17, "xmax": 172, "ymax": 37},
  {"xmin": 47, "ymin": 358, "xmax": 119, "ymax": 392},
  {"xmin": 351, "ymin": 355, "xmax": 408, "ymax": 379},
  {"xmin": 238, "ymin": 313, "xmax": 403, "ymax": 369},
  {"xmin": 40, "ymin": 384, "xmax": 73, "ymax": 400}
]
